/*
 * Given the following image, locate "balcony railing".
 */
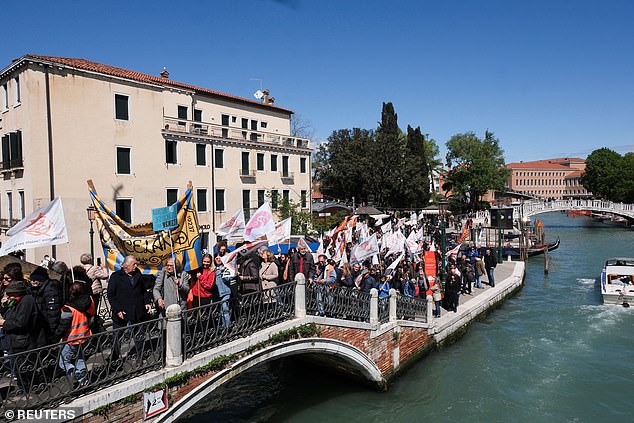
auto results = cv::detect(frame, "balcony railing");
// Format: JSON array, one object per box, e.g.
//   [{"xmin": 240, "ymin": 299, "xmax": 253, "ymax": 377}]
[
  {"xmin": 0, "ymin": 218, "xmax": 18, "ymax": 228},
  {"xmin": 1, "ymin": 158, "xmax": 24, "ymax": 171},
  {"xmin": 163, "ymin": 117, "xmax": 310, "ymax": 149},
  {"xmin": 239, "ymin": 168, "xmax": 256, "ymax": 183},
  {"xmin": 281, "ymin": 171, "xmax": 294, "ymax": 184}
]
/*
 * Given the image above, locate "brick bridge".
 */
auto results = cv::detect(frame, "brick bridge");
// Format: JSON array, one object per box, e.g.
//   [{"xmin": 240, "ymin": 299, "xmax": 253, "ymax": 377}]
[{"xmin": 0, "ymin": 262, "xmax": 524, "ymax": 422}]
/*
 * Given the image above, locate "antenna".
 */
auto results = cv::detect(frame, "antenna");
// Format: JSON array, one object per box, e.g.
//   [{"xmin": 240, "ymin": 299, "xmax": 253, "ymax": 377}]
[{"xmin": 250, "ymin": 78, "xmax": 263, "ymax": 100}]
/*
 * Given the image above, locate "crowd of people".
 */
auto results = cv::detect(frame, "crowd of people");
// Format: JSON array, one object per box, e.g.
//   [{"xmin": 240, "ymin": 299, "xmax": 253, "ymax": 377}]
[{"xmin": 0, "ymin": 210, "xmax": 500, "ymax": 390}]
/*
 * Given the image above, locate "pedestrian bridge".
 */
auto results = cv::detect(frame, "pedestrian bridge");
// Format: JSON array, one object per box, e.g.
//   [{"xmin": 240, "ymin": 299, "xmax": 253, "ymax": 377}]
[
  {"xmin": 0, "ymin": 262, "xmax": 525, "ymax": 422},
  {"xmin": 514, "ymin": 199, "xmax": 634, "ymax": 221}
]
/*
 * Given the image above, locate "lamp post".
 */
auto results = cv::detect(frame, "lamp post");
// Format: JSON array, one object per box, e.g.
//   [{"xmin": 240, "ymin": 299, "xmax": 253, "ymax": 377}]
[
  {"xmin": 86, "ymin": 205, "xmax": 96, "ymax": 263},
  {"xmin": 497, "ymin": 199, "xmax": 503, "ymax": 262},
  {"xmin": 438, "ymin": 199, "xmax": 448, "ymax": 285}
]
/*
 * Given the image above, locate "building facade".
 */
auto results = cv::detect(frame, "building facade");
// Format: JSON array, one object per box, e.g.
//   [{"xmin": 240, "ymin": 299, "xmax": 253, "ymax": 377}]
[
  {"xmin": 505, "ymin": 157, "xmax": 591, "ymax": 199},
  {"xmin": 0, "ymin": 55, "xmax": 311, "ymax": 263}
]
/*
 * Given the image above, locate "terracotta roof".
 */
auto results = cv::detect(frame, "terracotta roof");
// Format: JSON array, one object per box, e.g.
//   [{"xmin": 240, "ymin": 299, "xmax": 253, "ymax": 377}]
[
  {"xmin": 18, "ymin": 54, "xmax": 293, "ymax": 114},
  {"xmin": 565, "ymin": 170, "xmax": 584, "ymax": 178},
  {"xmin": 506, "ymin": 157, "xmax": 585, "ymax": 170}
]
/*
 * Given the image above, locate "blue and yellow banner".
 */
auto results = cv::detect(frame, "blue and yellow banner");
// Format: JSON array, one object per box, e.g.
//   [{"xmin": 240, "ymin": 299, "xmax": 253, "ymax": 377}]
[{"xmin": 87, "ymin": 180, "xmax": 202, "ymax": 274}]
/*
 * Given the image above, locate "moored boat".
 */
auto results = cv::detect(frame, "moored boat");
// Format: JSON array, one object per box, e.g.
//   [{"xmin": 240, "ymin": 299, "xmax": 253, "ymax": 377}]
[{"xmin": 600, "ymin": 257, "xmax": 634, "ymax": 306}]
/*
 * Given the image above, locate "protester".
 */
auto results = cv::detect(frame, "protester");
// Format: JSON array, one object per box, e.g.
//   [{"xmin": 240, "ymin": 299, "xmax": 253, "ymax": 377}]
[
  {"xmin": 28, "ymin": 266, "xmax": 61, "ymax": 344},
  {"xmin": 288, "ymin": 244, "xmax": 315, "ymax": 283},
  {"xmin": 189, "ymin": 254, "xmax": 215, "ymax": 308},
  {"xmin": 212, "ymin": 254, "xmax": 232, "ymax": 328},
  {"xmin": 153, "ymin": 258, "xmax": 190, "ymax": 313},
  {"xmin": 80, "ymin": 253, "xmax": 109, "ymax": 310},
  {"xmin": 259, "ymin": 249, "xmax": 279, "ymax": 304},
  {"xmin": 0, "ymin": 281, "xmax": 46, "ymax": 352},
  {"xmin": 484, "ymin": 249, "xmax": 497, "ymax": 287},
  {"xmin": 237, "ymin": 250, "xmax": 260, "ymax": 294}
]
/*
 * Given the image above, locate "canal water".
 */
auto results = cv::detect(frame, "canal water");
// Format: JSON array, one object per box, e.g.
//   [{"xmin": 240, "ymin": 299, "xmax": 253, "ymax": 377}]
[{"xmin": 181, "ymin": 212, "xmax": 634, "ymax": 423}]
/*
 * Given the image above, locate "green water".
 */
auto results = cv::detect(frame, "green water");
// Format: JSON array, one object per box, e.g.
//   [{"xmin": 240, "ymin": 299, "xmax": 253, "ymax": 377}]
[{"xmin": 181, "ymin": 212, "xmax": 634, "ymax": 423}]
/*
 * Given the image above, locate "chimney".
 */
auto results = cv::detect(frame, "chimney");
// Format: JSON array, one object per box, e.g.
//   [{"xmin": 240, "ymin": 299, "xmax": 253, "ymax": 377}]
[
  {"xmin": 160, "ymin": 67, "xmax": 169, "ymax": 79},
  {"xmin": 262, "ymin": 89, "xmax": 275, "ymax": 105}
]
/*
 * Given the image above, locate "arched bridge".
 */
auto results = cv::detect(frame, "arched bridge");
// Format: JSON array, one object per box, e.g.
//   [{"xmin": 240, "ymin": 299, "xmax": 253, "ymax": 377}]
[{"xmin": 514, "ymin": 199, "xmax": 634, "ymax": 221}]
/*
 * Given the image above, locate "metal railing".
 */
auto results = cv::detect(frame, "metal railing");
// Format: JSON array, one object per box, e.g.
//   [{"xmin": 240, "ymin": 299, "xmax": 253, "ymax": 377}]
[
  {"xmin": 305, "ymin": 285, "xmax": 372, "ymax": 322},
  {"xmin": 378, "ymin": 296, "xmax": 390, "ymax": 323},
  {"xmin": 0, "ymin": 317, "xmax": 165, "ymax": 414},
  {"xmin": 395, "ymin": 294, "xmax": 427, "ymax": 322},
  {"xmin": 163, "ymin": 117, "xmax": 310, "ymax": 149},
  {"xmin": 183, "ymin": 281, "xmax": 296, "ymax": 359}
]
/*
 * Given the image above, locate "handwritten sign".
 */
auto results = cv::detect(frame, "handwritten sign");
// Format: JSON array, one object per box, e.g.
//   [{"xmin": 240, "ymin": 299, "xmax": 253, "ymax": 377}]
[{"xmin": 152, "ymin": 205, "xmax": 178, "ymax": 232}]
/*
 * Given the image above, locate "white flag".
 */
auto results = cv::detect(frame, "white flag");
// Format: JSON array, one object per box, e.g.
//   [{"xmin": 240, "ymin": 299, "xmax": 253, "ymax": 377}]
[
  {"xmin": 221, "ymin": 239, "xmax": 268, "ymax": 271},
  {"xmin": 381, "ymin": 221, "xmax": 392, "ymax": 234},
  {"xmin": 267, "ymin": 217, "xmax": 292, "ymax": 246},
  {"xmin": 0, "ymin": 198, "xmax": 68, "ymax": 256},
  {"xmin": 244, "ymin": 203, "xmax": 276, "ymax": 242},
  {"xmin": 352, "ymin": 234, "xmax": 379, "ymax": 263},
  {"xmin": 296, "ymin": 236, "xmax": 312, "ymax": 252},
  {"xmin": 385, "ymin": 252, "xmax": 404, "ymax": 276},
  {"xmin": 216, "ymin": 208, "xmax": 245, "ymax": 237}
]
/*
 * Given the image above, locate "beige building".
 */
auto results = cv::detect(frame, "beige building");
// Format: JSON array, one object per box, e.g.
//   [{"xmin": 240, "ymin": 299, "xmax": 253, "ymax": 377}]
[
  {"xmin": 0, "ymin": 55, "xmax": 311, "ymax": 263},
  {"xmin": 505, "ymin": 157, "xmax": 591, "ymax": 199}
]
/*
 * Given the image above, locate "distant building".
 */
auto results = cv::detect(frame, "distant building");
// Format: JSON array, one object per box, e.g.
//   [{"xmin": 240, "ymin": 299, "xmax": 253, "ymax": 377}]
[
  {"xmin": 505, "ymin": 158, "xmax": 591, "ymax": 199},
  {"xmin": 0, "ymin": 55, "xmax": 311, "ymax": 262}
]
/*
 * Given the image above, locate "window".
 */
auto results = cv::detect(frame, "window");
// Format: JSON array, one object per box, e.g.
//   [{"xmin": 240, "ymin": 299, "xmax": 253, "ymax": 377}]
[
  {"xmin": 18, "ymin": 191, "xmax": 24, "ymax": 219},
  {"xmin": 282, "ymin": 156, "xmax": 289, "ymax": 176},
  {"xmin": 300, "ymin": 157, "xmax": 307, "ymax": 173},
  {"xmin": 6, "ymin": 192, "xmax": 12, "ymax": 221},
  {"xmin": 221, "ymin": 114, "xmax": 230, "ymax": 126},
  {"xmin": 13, "ymin": 77, "xmax": 20, "ymax": 105},
  {"xmin": 242, "ymin": 190, "xmax": 251, "ymax": 219},
  {"xmin": 116, "ymin": 199, "xmax": 132, "ymax": 223},
  {"xmin": 241, "ymin": 151, "xmax": 249, "ymax": 175},
  {"xmin": 251, "ymin": 120, "xmax": 258, "ymax": 130},
  {"xmin": 257, "ymin": 153, "xmax": 264, "ymax": 171},
  {"xmin": 196, "ymin": 144, "xmax": 206, "ymax": 166},
  {"xmin": 165, "ymin": 140, "xmax": 177, "ymax": 164},
  {"xmin": 301, "ymin": 190, "xmax": 307, "ymax": 208},
  {"xmin": 166, "ymin": 189, "xmax": 178, "ymax": 206},
  {"xmin": 261, "ymin": 122, "xmax": 268, "ymax": 129},
  {"xmin": 2, "ymin": 84, "xmax": 7, "ymax": 110},
  {"xmin": 214, "ymin": 149, "xmax": 224, "ymax": 168},
  {"xmin": 197, "ymin": 189, "xmax": 208, "ymax": 212},
  {"xmin": 257, "ymin": 190, "xmax": 265, "ymax": 207},
  {"xmin": 194, "ymin": 109, "xmax": 202, "ymax": 122},
  {"xmin": 241, "ymin": 118, "xmax": 249, "ymax": 129},
  {"xmin": 116, "ymin": 147, "xmax": 131, "ymax": 174},
  {"xmin": 178, "ymin": 105, "xmax": 188, "ymax": 126},
  {"xmin": 283, "ymin": 190, "xmax": 289, "ymax": 204},
  {"xmin": 271, "ymin": 190, "xmax": 279, "ymax": 209},
  {"xmin": 1, "ymin": 131, "xmax": 23, "ymax": 168},
  {"xmin": 215, "ymin": 189, "xmax": 225, "ymax": 212},
  {"xmin": 270, "ymin": 154, "xmax": 278, "ymax": 172},
  {"xmin": 115, "ymin": 94, "xmax": 129, "ymax": 120}
]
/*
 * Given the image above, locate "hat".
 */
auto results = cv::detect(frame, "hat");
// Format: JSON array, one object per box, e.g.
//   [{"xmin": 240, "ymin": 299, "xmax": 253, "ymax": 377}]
[
  {"xmin": 29, "ymin": 266, "xmax": 49, "ymax": 282},
  {"xmin": 5, "ymin": 281, "xmax": 28, "ymax": 297}
]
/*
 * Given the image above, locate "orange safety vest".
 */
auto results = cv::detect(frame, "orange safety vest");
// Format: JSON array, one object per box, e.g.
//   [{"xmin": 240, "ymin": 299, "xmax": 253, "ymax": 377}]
[{"xmin": 63, "ymin": 305, "xmax": 92, "ymax": 345}]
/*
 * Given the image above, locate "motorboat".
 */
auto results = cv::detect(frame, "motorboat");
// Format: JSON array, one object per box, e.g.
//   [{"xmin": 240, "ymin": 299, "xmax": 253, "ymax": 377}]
[{"xmin": 600, "ymin": 257, "xmax": 634, "ymax": 306}]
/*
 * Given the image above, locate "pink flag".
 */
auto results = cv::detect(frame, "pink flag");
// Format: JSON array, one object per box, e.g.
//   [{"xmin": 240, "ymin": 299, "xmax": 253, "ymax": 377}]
[
  {"xmin": 244, "ymin": 203, "xmax": 275, "ymax": 242},
  {"xmin": 221, "ymin": 239, "xmax": 268, "ymax": 271}
]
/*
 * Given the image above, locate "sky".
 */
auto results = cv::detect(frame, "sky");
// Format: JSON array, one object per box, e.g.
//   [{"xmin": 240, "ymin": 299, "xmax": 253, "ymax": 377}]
[{"xmin": 4, "ymin": 0, "xmax": 634, "ymax": 163}]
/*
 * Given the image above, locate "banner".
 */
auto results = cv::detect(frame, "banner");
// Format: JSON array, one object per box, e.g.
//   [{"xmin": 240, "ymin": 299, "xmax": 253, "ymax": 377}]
[
  {"xmin": 88, "ymin": 180, "xmax": 201, "ymax": 274},
  {"xmin": 244, "ymin": 202, "xmax": 275, "ymax": 242},
  {"xmin": 424, "ymin": 250, "xmax": 437, "ymax": 278},
  {"xmin": 0, "ymin": 198, "xmax": 69, "ymax": 256},
  {"xmin": 351, "ymin": 234, "xmax": 378, "ymax": 264},
  {"xmin": 216, "ymin": 208, "xmax": 245, "ymax": 238}
]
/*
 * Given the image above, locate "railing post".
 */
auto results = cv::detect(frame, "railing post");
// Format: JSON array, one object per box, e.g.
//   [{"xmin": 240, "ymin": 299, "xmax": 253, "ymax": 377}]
[
  {"xmin": 389, "ymin": 288, "xmax": 397, "ymax": 322},
  {"xmin": 370, "ymin": 288, "xmax": 379, "ymax": 326},
  {"xmin": 426, "ymin": 295, "xmax": 434, "ymax": 323},
  {"xmin": 165, "ymin": 304, "xmax": 183, "ymax": 367},
  {"xmin": 295, "ymin": 273, "xmax": 306, "ymax": 318}
]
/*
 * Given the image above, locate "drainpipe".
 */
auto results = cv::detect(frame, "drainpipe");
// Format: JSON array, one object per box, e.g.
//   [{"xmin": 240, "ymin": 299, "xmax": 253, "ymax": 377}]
[{"xmin": 45, "ymin": 66, "xmax": 56, "ymax": 257}]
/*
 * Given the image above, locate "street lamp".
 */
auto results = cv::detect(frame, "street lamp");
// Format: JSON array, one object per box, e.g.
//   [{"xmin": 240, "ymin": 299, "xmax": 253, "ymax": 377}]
[
  {"xmin": 438, "ymin": 199, "xmax": 448, "ymax": 285},
  {"xmin": 86, "ymin": 205, "xmax": 96, "ymax": 263},
  {"xmin": 497, "ymin": 199, "xmax": 503, "ymax": 262}
]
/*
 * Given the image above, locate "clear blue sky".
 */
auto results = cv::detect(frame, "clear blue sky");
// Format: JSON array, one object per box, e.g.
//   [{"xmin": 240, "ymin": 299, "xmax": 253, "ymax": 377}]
[{"xmin": 4, "ymin": 0, "xmax": 634, "ymax": 163}]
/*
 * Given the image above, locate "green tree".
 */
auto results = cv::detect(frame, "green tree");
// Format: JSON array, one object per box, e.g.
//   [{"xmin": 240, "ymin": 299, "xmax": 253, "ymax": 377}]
[
  {"xmin": 278, "ymin": 196, "xmax": 315, "ymax": 235},
  {"xmin": 400, "ymin": 125, "xmax": 432, "ymax": 208},
  {"xmin": 581, "ymin": 148, "xmax": 634, "ymax": 202},
  {"xmin": 445, "ymin": 130, "xmax": 509, "ymax": 210}
]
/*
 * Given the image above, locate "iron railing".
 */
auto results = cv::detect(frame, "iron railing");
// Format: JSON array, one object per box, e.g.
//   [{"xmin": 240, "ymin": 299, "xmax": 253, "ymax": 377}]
[
  {"xmin": 183, "ymin": 281, "xmax": 296, "ymax": 359},
  {"xmin": 395, "ymin": 294, "xmax": 427, "ymax": 322},
  {"xmin": 305, "ymin": 285, "xmax": 371, "ymax": 322},
  {"xmin": 0, "ymin": 317, "xmax": 165, "ymax": 414},
  {"xmin": 378, "ymin": 296, "xmax": 390, "ymax": 323}
]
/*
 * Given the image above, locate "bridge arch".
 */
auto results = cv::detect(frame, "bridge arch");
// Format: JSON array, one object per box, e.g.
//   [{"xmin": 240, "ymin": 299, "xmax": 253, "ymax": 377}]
[
  {"xmin": 156, "ymin": 338, "xmax": 386, "ymax": 422},
  {"xmin": 515, "ymin": 199, "xmax": 634, "ymax": 222}
]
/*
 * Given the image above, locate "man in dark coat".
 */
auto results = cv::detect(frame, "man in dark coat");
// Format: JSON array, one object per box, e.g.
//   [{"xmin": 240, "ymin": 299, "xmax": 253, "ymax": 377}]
[
  {"xmin": 237, "ymin": 252, "xmax": 261, "ymax": 294},
  {"xmin": 107, "ymin": 255, "xmax": 152, "ymax": 362},
  {"xmin": 288, "ymin": 244, "xmax": 315, "ymax": 283},
  {"xmin": 0, "ymin": 281, "xmax": 46, "ymax": 353},
  {"xmin": 28, "ymin": 266, "xmax": 61, "ymax": 344},
  {"xmin": 484, "ymin": 249, "xmax": 497, "ymax": 287}
]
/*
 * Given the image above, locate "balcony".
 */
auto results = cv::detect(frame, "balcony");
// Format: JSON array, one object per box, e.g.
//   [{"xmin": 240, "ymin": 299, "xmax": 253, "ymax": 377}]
[
  {"xmin": 1, "ymin": 159, "xmax": 24, "ymax": 172},
  {"xmin": 163, "ymin": 117, "xmax": 310, "ymax": 149},
  {"xmin": 281, "ymin": 171, "xmax": 294, "ymax": 185},
  {"xmin": 239, "ymin": 168, "xmax": 256, "ymax": 183},
  {"xmin": 0, "ymin": 218, "xmax": 18, "ymax": 229}
]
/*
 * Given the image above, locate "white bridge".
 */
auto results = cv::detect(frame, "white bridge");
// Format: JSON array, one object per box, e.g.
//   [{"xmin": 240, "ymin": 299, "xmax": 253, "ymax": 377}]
[{"xmin": 514, "ymin": 199, "xmax": 634, "ymax": 221}]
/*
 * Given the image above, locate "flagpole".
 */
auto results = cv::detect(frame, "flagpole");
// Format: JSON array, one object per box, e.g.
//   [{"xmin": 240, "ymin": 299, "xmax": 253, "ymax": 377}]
[{"xmin": 65, "ymin": 242, "xmax": 75, "ymax": 283}]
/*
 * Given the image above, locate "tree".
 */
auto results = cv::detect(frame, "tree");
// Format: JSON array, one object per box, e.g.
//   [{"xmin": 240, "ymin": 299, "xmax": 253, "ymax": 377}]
[
  {"xmin": 290, "ymin": 114, "xmax": 315, "ymax": 140},
  {"xmin": 399, "ymin": 126, "xmax": 432, "ymax": 208},
  {"xmin": 445, "ymin": 130, "xmax": 509, "ymax": 210},
  {"xmin": 581, "ymin": 148, "xmax": 634, "ymax": 202}
]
